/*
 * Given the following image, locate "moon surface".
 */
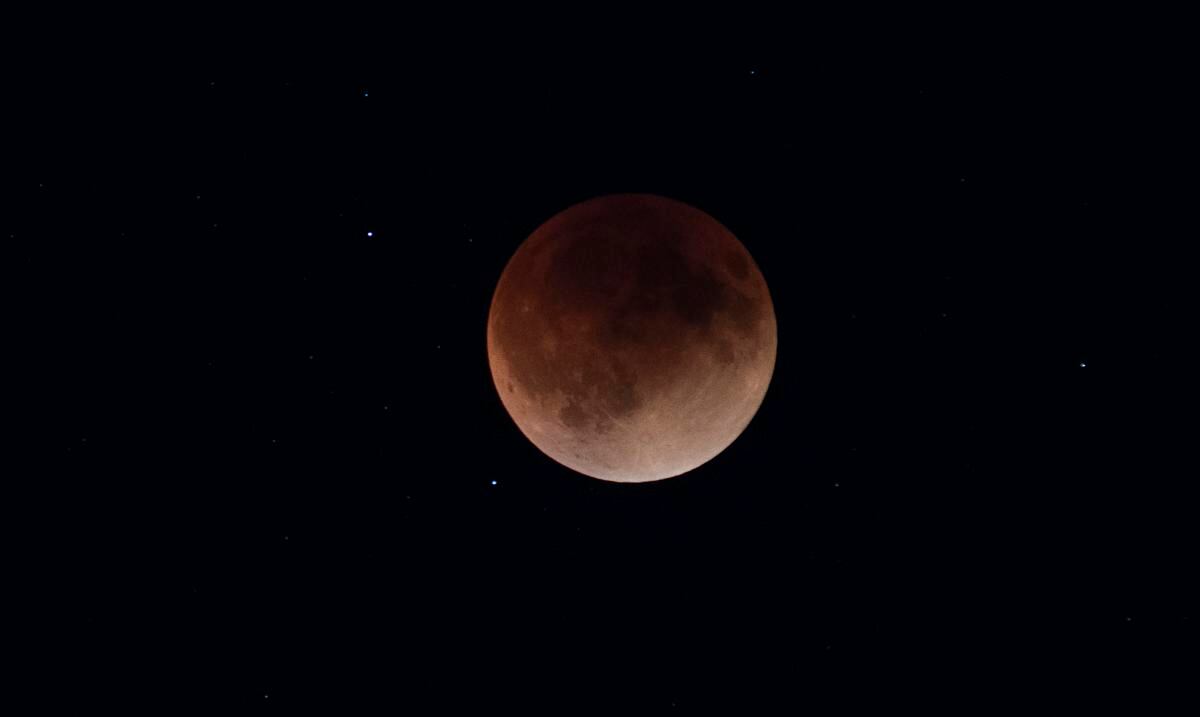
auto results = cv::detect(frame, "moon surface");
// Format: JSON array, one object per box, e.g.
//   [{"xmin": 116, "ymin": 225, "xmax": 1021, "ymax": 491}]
[{"xmin": 487, "ymin": 194, "xmax": 776, "ymax": 483}]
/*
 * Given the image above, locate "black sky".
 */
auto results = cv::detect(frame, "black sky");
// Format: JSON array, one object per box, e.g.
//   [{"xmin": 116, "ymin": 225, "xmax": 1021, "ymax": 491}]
[{"xmin": 12, "ymin": 22, "xmax": 1194, "ymax": 711}]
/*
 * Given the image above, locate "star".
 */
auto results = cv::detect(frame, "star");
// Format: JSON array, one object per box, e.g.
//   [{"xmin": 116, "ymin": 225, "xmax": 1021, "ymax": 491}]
[
  {"xmin": 490, "ymin": 480, "xmax": 498, "ymax": 486},
  {"xmin": 366, "ymin": 231, "xmax": 374, "ymax": 238},
  {"xmin": 1079, "ymin": 361, "xmax": 1088, "ymax": 368}
]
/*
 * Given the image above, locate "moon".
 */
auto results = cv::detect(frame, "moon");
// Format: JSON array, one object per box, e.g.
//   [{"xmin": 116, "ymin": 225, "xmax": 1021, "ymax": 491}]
[{"xmin": 487, "ymin": 194, "xmax": 776, "ymax": 483}]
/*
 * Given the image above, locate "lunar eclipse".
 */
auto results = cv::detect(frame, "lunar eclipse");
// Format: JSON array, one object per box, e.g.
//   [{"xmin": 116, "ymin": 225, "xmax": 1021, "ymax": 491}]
[{"xmin": 487, "ymin": 194, "xmax": 777, "ymax": 482}]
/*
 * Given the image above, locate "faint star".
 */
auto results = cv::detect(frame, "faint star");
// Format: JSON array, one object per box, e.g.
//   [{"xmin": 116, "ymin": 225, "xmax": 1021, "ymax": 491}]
[{"xmin": 1079, "ymin": 361, "xmax": 1087, "ymax": 368}]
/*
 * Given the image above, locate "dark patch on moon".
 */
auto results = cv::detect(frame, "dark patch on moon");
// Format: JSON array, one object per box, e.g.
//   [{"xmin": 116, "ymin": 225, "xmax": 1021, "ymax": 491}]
[
  {"xmin": 602, "ymin": 360, "xmax": 640, "ymax": 416},
  {"xmin": 725, "ymin": 250, "xmax": 750, "ymax": 280},
  {"xmin": 722, "ymin": 286, "xmax": 765, "ymax": 336},
  {"xmin": 672, "ymin": 265, "xmax": 726, "ymax": 329},
  {"xmin": 713, "ymin": 339, "xmax": 737, "ymax": 366},
  {"xmin": 605, "ymin": 380, "xmax": 638, "ymax": 416},
  {"xmin": 559, "ymin": 401, "xmax": 590, "ymax": 430}
]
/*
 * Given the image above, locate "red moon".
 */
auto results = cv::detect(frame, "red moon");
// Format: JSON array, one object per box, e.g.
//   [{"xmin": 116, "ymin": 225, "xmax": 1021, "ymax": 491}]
[{"xmin": 487, "ymin": 194, "xmax": 777, "ymax": 483}]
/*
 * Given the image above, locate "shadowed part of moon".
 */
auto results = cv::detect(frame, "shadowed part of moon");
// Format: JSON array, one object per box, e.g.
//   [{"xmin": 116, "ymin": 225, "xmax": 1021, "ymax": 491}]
[{"xmin": 487, "ymin": 194, "xmax": 777, "ymax": 483}]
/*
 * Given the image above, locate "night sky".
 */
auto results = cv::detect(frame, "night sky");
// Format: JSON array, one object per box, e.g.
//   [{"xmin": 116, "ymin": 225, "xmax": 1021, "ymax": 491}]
[{"xmin": 15, "ymin": 27, "xmax": 1193, "ymax": 711}]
